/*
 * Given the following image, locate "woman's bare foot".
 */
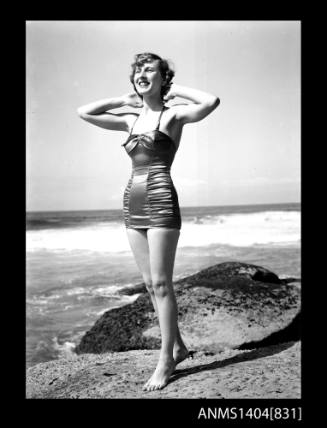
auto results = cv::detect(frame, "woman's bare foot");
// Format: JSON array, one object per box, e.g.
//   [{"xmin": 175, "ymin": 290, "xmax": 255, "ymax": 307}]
[
  {"xmin": 143, "ymin": 357, "xmax": 176, "ymax": 391},
  {"xmin": 173, "ymin": 346, "xmax": 192, "ymax": 365}
]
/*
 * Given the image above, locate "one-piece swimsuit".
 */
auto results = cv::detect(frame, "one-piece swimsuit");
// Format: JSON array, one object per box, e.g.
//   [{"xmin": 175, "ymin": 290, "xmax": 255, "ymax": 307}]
[{"xmin": 121, "ymin": 106, "xmax": 181, "ymax": 229}]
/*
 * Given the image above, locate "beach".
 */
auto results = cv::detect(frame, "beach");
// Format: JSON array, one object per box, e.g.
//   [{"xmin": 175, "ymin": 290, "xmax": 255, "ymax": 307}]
[{"xmin": 26, "ymin": 203, "xmax": 300, "ymax": 368}]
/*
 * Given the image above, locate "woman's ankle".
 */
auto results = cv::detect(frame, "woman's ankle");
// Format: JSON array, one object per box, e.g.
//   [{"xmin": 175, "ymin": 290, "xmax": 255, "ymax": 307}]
[
  {"xmin": 173, "ymin": 341, "xmax": 188, "ymax": 352},
  {"xmin": 158, "ymin": 351, "xmax": 175, "ymax": 363}
]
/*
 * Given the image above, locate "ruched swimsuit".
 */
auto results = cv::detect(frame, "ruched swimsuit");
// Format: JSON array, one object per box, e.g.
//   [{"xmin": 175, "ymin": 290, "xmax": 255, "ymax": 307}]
[{"xmin": 121, "ymin": 107, "xmax": 181, "ymax": 230}]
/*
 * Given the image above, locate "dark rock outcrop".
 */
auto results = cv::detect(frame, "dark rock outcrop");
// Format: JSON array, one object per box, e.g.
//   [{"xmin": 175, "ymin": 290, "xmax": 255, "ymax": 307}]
[{"xmin": 75, "ymin": 262, "xmax": 301, "ymax": 355}]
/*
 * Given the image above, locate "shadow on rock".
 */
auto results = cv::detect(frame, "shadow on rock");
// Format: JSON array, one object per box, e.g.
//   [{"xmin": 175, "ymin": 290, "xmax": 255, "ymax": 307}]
[
  {"xmin": 169, "ymin": 341, "xmax": 297, "ymax": 384},
  {"xmin": 237, "ymin": 312, "xmax": 301, "ymax": 350}
]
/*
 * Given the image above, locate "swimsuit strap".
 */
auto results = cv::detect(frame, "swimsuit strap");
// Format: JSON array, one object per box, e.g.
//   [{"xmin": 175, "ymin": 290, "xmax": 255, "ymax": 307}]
[
  {"xmin": 130, "ymin": 106, "xmax": 165, "ymax": 135},
  {"xmin": 129, "ymin": 114, "xmax": 139, "ymax": 135},
  {"xmin": 155, "ymin": 106, "xmax": 165, "ymax": 131}
]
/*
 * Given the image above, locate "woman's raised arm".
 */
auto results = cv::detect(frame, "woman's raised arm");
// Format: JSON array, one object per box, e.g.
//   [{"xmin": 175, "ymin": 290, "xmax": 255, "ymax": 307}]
[
  {"xmin": 77, "ymin": 93, "xmax": 143, "ymax": 131},
  {"xmin": 165, "ymin": 84, "xmax": 220, "ymax": 124}
]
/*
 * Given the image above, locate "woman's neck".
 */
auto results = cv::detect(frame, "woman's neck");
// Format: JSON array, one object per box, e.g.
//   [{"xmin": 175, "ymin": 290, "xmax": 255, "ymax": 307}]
[{"xmin": 142, "ymin": 95, "xmax": 164, "ymax": 112}]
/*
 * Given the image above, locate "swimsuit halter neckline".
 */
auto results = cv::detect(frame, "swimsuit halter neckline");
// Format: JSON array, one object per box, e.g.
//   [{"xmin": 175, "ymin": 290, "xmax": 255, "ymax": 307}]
[{"xmin": 130, "ymin": 105, "xmax": 165, "ymax": 135}]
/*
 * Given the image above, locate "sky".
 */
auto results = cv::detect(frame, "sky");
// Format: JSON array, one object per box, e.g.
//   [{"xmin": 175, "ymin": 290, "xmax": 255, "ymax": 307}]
[{"xmin": 26, "ymin": 20, "xmax": 300, "ymax": 212}]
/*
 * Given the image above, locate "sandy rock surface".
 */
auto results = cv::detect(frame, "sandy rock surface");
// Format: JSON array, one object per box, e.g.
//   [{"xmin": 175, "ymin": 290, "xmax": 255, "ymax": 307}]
[{"xmin": 26, "ymin": 341, "xmax": 300, "ymax": 399}]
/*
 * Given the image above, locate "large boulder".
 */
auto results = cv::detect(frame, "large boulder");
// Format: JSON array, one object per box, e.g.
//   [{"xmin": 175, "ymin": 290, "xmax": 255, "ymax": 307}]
[{"xmin": 75, "ymin": 262, "xmax": 300, "ymax": 354}]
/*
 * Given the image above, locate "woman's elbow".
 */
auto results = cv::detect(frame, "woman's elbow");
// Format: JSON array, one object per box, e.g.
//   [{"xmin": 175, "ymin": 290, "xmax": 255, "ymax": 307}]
[
  {"xmin": 211, "ymin": 96, "xmax": 220, "ymax": 109},
  {"xmin": 77, "ymin": 107, "xmax": 87, "ymax": 119},
  {"xmin": 205, "ymin": 96, "xmax": 220, "ymax": 112}
]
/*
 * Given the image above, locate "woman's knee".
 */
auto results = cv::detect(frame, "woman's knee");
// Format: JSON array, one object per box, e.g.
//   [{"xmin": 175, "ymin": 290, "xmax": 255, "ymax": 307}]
[
  {"xmin": 152, "ymin": 277, "xmax": 172, "ymax": 298},
  {"xmin": 143, "ymin": 277, "xmax": 154, "ymax": 295}
]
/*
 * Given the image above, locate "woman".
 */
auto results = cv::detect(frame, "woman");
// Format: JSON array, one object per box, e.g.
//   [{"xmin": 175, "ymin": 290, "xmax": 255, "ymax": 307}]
[{"xmin": 77, "ymin": 53, "xmax": 220, "ymax": 391}]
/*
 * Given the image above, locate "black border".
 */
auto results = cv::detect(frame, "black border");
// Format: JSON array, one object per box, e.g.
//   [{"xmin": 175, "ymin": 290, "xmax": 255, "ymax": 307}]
[{"xmin": 22, "ymin": 14, "xmax": 308, "ymax": 426}]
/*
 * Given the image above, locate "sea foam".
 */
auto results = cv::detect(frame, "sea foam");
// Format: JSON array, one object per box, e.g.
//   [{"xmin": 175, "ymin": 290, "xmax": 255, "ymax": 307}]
[{"xmin": 26, "ymin": 210, "xmax": 300, "ymax": 252}]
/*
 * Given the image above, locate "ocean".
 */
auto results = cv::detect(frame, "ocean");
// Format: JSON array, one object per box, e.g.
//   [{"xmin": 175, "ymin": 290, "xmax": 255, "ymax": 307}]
[{"xmin": 26, "ymin": 202, "xmax": 301, "ymax": 368}]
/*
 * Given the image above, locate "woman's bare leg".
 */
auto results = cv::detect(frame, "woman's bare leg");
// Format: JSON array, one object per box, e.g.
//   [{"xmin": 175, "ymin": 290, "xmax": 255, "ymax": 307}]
[
  {"xmin": 143, "ymin": 228, "xmax": 184, "ymax": 391},
  {"xmin": 126, "ymin": 228, "xmax": 188, "ymax": 366},
  {"xmin": 126, "ymin": 228, "xmax": 156, "ymax": 312}
]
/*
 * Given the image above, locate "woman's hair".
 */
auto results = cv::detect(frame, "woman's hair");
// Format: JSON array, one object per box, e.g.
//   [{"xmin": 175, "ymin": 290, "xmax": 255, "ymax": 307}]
[{"xmin": 130, "ymin": 53, "xmax": 175, "ymax": 99}]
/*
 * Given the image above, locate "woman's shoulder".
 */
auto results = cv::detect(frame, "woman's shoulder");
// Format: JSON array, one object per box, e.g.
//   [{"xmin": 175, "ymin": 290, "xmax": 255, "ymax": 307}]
[
  {"xmin": 122, "ymin": 112, "xmax": 139, "ymax": 127},
  {"xmin": 165, "ymin": 103, "xmax": 189, "ymax": 114},
  {"xmin": 164, "ymin": 103, "xmax": 190, "ymax": 123}
]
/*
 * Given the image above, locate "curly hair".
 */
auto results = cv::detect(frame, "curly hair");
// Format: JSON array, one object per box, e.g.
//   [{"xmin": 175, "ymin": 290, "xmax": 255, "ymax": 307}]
[{"xmin": 130, "ymin": 53, "xmax": 175, "ymax": 99}]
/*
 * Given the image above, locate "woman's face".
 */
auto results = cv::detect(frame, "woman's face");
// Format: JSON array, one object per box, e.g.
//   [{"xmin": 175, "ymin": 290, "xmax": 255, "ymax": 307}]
[{"xmin": 133, "ymin": 60, "xmax": 163, "ymax": 98}]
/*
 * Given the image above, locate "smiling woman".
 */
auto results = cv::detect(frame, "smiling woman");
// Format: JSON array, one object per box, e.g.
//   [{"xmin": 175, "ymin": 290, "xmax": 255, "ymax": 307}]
[
  {"xmin": 77, "ymin": 52, "xmax": 220, "ymax": 392},
  {"xmin": 130, "ymin": 52, "xmax": 174, "ymax": 100}
]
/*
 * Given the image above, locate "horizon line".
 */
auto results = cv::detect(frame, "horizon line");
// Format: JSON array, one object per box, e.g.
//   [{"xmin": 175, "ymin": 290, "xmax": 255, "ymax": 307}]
[{"xmin": 26, "ymin": 201, "xmax": 301, "ymax": 214}]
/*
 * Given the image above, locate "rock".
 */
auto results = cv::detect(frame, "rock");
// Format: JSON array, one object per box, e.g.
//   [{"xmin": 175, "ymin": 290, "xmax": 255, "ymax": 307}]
[
  {"xmin": 119, "ymin": 282, "xmax": 147, "ymax": 296},
  {"xmin": 75, "ymin": 262, "xmax": 300, "ymax": 354},
  {"xmin": 75, "ymin": 293, "xmax": 158, "ymax": 353},
  {"xmin": 26, "ymin": 341, "xmax": 301, "ymax": 399}
]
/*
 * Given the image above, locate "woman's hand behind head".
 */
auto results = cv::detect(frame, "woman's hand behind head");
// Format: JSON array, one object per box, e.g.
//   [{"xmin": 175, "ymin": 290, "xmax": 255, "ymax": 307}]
[
  {"xmin": 122, "ymin": 92, "xmax": 144, "ymax": 108},
  {"xmin": 163, "ymin": 83, "xmax": 176, "ymax": 103}
]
